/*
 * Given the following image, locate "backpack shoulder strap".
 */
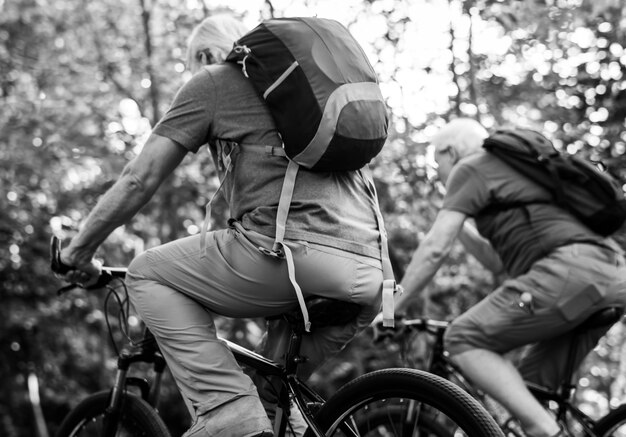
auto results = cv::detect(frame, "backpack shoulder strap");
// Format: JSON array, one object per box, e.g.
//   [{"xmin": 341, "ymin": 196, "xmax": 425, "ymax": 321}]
[
  {"xmin": 271, "ymin": 161, "xmax": 312, "ymax": 331},
  {"xmin": 360, "ymin": 166, "xmax": 399, "ymax": 328}
]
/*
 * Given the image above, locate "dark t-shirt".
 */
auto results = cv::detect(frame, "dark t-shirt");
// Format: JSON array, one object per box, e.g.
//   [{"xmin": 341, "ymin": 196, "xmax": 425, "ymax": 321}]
[
  {"xmin": 153, "ymin": 64, "xmax": 381, "ymax": 259},
  {"xmin": 443, "ymin": 151, "xmax": 604, "ymax": 276}
]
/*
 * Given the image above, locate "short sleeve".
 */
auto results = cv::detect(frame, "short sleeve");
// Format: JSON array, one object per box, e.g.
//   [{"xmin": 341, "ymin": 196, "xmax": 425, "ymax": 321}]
[
  {"xmin": 152, "ymin": 69, "xmax": 216, "ymax": 153},
  {"xmin": 442, "ymin": 163, "xmax": 490, "ymax": 217}
]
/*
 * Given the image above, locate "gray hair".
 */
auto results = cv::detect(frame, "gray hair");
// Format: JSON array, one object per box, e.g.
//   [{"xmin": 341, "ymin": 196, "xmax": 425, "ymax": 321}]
[
  {"xmin": 186, "ymin": 14, "xmax": 249, "ymax": 72},
  {"xmin": 431, "ymin": 118, "xmax": 488, "ymax": 159}
]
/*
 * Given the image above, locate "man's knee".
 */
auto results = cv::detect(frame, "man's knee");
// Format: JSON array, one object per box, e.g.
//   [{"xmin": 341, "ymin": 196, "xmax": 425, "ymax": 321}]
[
  {"xmin": 125, "ymin": 251, "xmax": 155, "ymax": 304},
  {"xmin": 126, "ymin": 250, "xmax": 151, "ymax": 285}
]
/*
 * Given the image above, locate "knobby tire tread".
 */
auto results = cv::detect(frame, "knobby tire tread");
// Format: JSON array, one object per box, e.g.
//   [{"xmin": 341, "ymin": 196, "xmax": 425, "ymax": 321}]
[{"xmin": 307, "ymin": 368, "xmax": 503, "ymax": 437}]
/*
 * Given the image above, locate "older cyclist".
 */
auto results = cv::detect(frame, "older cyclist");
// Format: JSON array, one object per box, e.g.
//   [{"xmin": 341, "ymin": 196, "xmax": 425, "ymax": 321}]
[
  {"xmin": 59, "ymin": 14, "xmax": 385, "ymax": 437},
  {"xmin": 396, "ymin": 118, "xmax": 626, "ymax": 437}
]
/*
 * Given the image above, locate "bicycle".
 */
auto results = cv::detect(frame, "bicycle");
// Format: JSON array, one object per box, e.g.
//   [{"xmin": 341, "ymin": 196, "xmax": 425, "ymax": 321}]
[
  {"xmin": 373, "ymin": 307, "xmax": 626, "ymax": 436},
  {"xmin": 50, "ymin": 236, "xmax": 504, "ymax": 437}
]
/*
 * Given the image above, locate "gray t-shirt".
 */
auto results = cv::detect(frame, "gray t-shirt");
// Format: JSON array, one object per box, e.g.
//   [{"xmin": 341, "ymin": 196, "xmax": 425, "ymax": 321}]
[
  {"xmin": 153, "ymin": 64, "xmax": 381, "ymax": 259},
  {"xmin": 443, "ymin": 151, "xmax": 604, "ymax": 276}
]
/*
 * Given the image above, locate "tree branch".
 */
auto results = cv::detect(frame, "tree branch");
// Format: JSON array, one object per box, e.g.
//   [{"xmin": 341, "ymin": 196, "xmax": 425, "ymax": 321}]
[
  {"xmin": 139, "ymin": 0, "xmax": 161, "ymax": 126},
  {"xmin": 448, "ymin": 0, "xmax": 462, "ymax": 118}
]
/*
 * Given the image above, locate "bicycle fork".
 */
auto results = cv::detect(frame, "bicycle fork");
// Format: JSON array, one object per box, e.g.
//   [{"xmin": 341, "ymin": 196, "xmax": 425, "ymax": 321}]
[
  {"xmin": 101, "ymin": 349, "xmax": 167, "ymax": 437},
  {"xmin": 102, "ymin": 366, "xmax": 128, "ymax": 437}
]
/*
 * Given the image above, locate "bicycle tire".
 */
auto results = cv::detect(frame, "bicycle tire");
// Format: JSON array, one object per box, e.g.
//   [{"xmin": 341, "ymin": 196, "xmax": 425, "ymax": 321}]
[
  {"xmin": 55, "ymin": 390, "xmax": 171, "ymax": 437},
  {"xmin": 593, "ymin": 404, "xmax": 626, "ymax": 437},
  {"xmin": 306, "ymin": 368, "xmax": 504, "ymax": 437}
]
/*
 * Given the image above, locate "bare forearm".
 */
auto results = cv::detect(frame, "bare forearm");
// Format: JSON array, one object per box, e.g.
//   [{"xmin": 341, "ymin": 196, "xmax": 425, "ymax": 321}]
[
  {"xmin": 396, "ymin": 242, "xmax": 447, "ymax": 312},
  {"xmin": 66, "ymin": 171, "xmax": 155, "ymax": 261},
  {"xmin": 395, "ymin": 210, "xmax": 468, "ymax": 314},
  {"xmin": 62, "ymin": 135, "xmax": 188, "ymax": 266}
]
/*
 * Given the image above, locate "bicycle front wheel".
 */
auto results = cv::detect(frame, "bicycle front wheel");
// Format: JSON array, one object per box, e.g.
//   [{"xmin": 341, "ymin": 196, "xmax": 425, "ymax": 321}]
[
  {"xmin": 307, "ymin": 368, "xmax": 503, "ymax": 437},
  {"xmin": 594, "ymin": 404, "xmax": 626, "ymax": 437},
  {"xmin": 55, "ymin": 390, "xmax": 171, "ymax": 437}
]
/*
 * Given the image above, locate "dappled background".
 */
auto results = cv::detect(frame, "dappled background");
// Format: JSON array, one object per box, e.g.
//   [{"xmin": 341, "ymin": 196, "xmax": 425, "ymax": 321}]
[{"xmin": 2, "ymin": 0, "xmax": 626, "ymax": 435}]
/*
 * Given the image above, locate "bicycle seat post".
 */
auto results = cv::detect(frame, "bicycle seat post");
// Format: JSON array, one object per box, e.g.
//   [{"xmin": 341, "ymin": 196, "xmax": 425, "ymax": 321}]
[{"xmin": 283, "ymin": 327, "xmax": 306, "ymax": 375}]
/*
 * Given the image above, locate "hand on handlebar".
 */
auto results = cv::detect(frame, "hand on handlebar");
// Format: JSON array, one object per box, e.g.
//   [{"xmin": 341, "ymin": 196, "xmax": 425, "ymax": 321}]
[
  {"xmin": 371, "ymin": 312, "xmax": 407, "ymax": 343},
  {"xmin": 60, "ymin": 254, "xmax": 103, "ymax": 288},
  {"xmin": 51, "ymin": 236, "xmax": 103, "ymax": 289}
]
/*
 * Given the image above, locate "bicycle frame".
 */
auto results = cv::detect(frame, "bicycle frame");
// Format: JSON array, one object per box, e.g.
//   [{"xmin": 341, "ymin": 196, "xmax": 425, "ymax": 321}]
[
  {"xmin": 225, "ymin": 331, "xmax": 329, "ymax": 437},
  {"xmin": 100, "ymin": 319, "xmax": 332, "ymax": 437},
  {"xmin": 98, "ymin": 313, "xmax": 340, "ymax": 437}
]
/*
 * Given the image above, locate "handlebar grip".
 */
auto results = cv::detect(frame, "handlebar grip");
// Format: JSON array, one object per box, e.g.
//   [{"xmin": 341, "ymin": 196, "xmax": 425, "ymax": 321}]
[
  {"xmin": 85, "ymin": 270, "xmax": 114, "ymax": 290},
  {"xmin": 50, "ymin": 236, "xmax": 72, "ymax": 275}
]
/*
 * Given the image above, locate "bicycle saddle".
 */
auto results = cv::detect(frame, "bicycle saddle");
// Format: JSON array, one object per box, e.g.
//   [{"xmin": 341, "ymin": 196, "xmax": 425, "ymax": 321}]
[
  {"xmin": 575, "ymin": 306, "xmax": 624, "ymax": 332},
  {"xmin": 279, "ymin": 297, "xmax": 362, "ymax": 331}
]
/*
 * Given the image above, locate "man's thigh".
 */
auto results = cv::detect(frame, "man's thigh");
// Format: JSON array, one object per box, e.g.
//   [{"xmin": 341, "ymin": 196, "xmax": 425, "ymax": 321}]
[
  {"xmin": 443, "ymin": 280, "xmax": 570, "ymax": 356},
  {"xmin": 131, "ymin": 224, "xmax": 382, "ymax": 319}
]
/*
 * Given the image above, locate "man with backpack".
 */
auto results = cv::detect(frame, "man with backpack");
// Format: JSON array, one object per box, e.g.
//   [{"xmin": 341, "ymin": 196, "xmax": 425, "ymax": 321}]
[
  {"xmin": 395, "ymin": 117, "xmax": 626, "ymax": 437},
  {"xmin": 57, "ymin": 14, "xmax": 390, "ymax": 437}
]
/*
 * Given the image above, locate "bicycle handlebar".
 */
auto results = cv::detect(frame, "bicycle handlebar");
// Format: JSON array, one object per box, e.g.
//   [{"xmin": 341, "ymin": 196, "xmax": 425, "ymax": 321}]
[{"xmin": 50, "ymin": 236, "xmax": 127, "ymax": 292}]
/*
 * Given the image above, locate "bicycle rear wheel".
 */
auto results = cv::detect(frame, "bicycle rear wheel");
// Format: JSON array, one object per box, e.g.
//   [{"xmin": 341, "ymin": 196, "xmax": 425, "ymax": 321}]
[
  {"xmin": 354, "ymin": 404, "xmax": 452, "ymax": 436},
  {"xmin": 594, "ymin": 404, "xmax": 626, "ymax": 437},
  {"xmin": 55, "ymin": 390, "xmax": 170, "ymax": 437},
  {"xmin": 307, "ymin": 368, "xmax": 503, "ymax": 437}
]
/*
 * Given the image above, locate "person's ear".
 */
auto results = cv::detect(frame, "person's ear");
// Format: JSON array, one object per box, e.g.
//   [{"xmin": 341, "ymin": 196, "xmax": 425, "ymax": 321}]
[
  {"xmin": 196, "ymin": 48, "xmax": 219, "ymax": 66},
  {"xmin": 198, "ymin": 51, "xmax": 213, "ymax": 66},
  {"xmin": 448, "ymin": 146, "xmax": 459, "ymax": 164}
]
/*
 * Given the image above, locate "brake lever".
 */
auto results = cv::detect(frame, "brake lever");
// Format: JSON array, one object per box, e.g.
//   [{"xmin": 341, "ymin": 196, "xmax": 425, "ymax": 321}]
[{"xmin": 50, "ymin": 236, "xmax": 71, "ymax": 275}]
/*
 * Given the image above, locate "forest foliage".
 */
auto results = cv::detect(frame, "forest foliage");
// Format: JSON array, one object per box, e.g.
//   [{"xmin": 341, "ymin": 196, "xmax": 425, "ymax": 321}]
[{"xmin": 2, "ymin": 0, "xmax": 626, "ymax": 435}]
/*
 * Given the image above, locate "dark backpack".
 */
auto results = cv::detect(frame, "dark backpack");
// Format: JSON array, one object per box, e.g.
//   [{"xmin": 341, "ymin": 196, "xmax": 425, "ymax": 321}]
[
  {"xmin": 483, "ymin": 128, "xmax": 626, "ymax": 236},
  {"xmin": 225, "ymin": 16, "xmax": 388, "ymax": 171}
]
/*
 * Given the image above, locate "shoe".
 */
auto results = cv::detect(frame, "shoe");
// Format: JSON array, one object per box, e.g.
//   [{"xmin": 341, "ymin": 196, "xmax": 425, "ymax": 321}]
[{"xmin": 183, "ymin": 395, "xmax": 274, "ymax": 437}]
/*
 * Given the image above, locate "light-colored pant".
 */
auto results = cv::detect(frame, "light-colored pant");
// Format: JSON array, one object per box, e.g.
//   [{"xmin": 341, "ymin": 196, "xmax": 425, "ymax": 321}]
[{"xmin": 126, "ymin": 222, "xmax": 382, "ymax": 418}]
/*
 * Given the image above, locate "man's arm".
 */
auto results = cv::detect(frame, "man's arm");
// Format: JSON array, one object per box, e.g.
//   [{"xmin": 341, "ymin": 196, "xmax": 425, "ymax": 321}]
[
  {"xmin": 395, "ymin": 209, "xmax": 468, "ymax": 313},
  {"xmin": 457, "ymin": 220, "xmax": 503, "ymax": 274},
  {"xmin": 60, "ymin": 134, "xmax": 188, "ymax": 278}
]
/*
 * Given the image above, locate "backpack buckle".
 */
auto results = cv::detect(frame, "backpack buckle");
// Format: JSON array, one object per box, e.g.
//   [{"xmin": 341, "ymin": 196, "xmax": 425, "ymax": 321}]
[
  {"xmin": 258, "ymin": 246, "xmax": 285, "ymax": 259},
  {"xmin": 233, "ymin": 45, "xmax": 252, "ymax": 78}
]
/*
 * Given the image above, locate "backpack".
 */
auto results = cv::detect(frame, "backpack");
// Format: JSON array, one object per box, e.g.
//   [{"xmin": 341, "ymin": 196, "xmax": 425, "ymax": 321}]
[
  {"xmin": 205, "ymin": 17, "xmax": 396, "ymax": 330},
  {"xmin": 225, "ymin": 16, "xmax": 388, "ymax": 171},
  {"xmin": 483, "ymin": 128, "xmax": 626, "ymax": 236}
]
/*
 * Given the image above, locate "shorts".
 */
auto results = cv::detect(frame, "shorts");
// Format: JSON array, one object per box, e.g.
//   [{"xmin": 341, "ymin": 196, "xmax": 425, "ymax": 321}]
[{"xmin": 444, "ymin": 242, "xmax": 626, "ymax": 389}]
